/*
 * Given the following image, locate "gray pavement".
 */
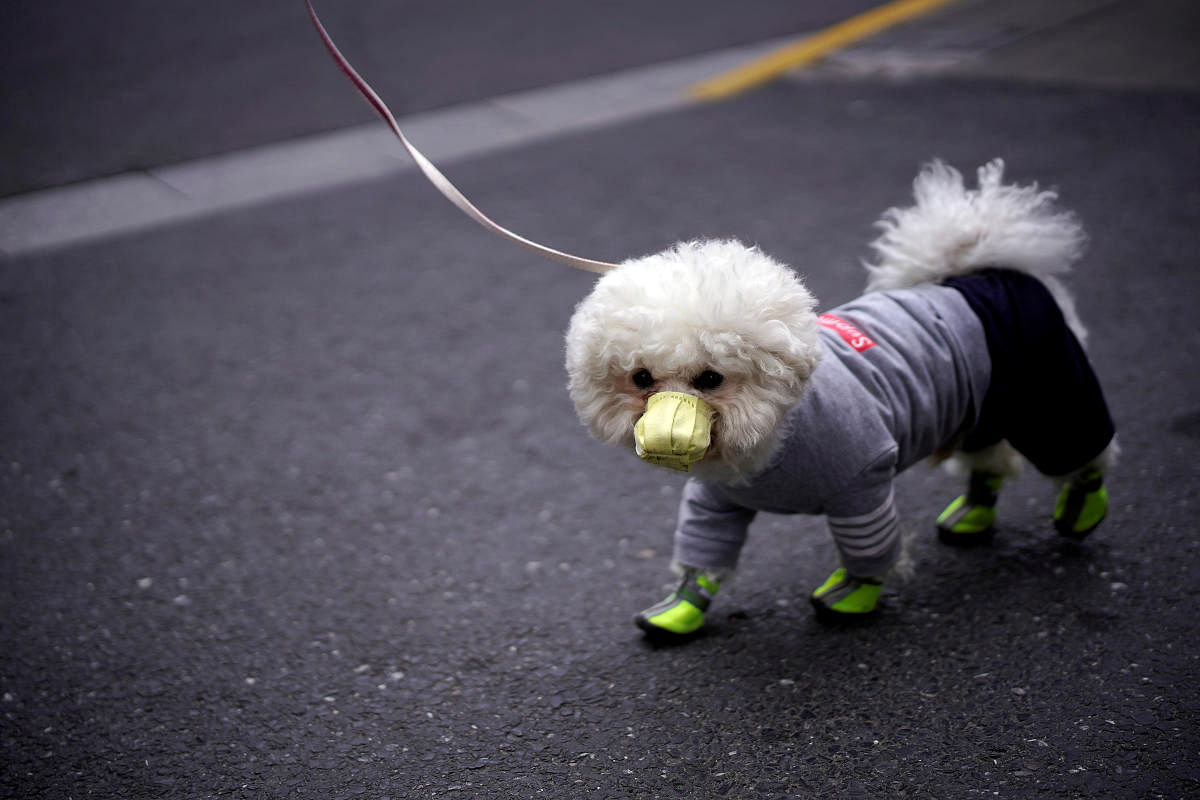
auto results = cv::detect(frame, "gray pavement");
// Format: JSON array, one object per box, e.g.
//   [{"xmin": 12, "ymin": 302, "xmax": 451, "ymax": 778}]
[
  {"xmin": 3, "ymin": 1, "xmax": 1200, "ymax": 798},
  {"xmin": 0, "ymin": 0, "xmax": 883, "ymax": 197}
]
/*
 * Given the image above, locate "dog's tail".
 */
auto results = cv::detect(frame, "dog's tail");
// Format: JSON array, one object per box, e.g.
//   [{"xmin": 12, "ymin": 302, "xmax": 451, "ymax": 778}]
[{"xmin": 864, "ymin": 159, "xmax": 1088, "ymax": 341}]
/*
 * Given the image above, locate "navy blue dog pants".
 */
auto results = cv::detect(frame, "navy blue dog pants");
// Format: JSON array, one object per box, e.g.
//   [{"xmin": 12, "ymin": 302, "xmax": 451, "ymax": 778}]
[{"xmin": 943, "ymin": 269, "xmax": 1115, "ymax": 476}]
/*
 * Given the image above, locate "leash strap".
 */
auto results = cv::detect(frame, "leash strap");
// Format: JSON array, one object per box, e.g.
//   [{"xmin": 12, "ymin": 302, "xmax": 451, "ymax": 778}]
[{"xmin": 306, "ymin": 0, "xmax": 618, "ymax": 274}]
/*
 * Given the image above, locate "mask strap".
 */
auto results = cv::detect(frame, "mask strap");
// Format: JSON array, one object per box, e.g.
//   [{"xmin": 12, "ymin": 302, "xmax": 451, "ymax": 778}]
[{"xmin": 306, "ymin": 0, "xmax": 618, "ymax": 274}]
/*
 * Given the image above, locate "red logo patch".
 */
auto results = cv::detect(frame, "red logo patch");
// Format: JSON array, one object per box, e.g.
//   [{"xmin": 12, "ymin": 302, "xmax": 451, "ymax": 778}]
[{"xmin": 819, "ymin": 313, "xmax": 876, "ymax": 352}]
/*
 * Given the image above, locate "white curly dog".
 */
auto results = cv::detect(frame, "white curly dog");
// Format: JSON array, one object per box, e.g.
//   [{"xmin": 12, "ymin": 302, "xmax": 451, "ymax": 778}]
[{"xmin": 564, "ymin": 160, "xmax": 1118, "ymax": 636}]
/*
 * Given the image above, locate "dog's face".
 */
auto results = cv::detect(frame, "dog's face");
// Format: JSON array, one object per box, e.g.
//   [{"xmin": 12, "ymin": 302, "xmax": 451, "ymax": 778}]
[{"xmin": 565, "ymin": 240, "xmax": 822, "ymax": 483}]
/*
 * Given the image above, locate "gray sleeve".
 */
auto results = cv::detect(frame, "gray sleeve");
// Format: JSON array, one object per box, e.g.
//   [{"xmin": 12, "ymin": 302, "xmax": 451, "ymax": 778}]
[
  {"xmin": 826, "ymin": 486, "xmax": 901, "ymax": 578},
  {"xmin": 823, "ymin": 449, "xmax": 902, "ymax": 578},
  {"xmin": 672, "ymin": 479, "xmax": 757, "ymax": 572}
]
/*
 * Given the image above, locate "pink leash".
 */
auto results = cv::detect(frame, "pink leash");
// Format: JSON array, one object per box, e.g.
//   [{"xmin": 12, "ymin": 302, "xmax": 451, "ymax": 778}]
[{"xmin": 305, "ymin": 0, "xmax": 619, "ymax": 274}]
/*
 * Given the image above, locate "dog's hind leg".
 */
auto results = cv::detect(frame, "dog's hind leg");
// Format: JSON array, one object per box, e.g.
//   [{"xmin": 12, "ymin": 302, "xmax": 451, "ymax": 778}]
[
  {"xmin": 1052, "ymin": 438, "xmax": 1119, "ymax": 539},
  {"xmin": 936, "ymin": 441, "xmax": 1023, "ymax": 546}
]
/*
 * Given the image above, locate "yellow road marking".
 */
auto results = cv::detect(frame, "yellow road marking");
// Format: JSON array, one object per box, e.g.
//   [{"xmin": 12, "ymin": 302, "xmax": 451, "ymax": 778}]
[{"xmin": 689, "ymin": 0, "xmax": 959, "ymax": 101}]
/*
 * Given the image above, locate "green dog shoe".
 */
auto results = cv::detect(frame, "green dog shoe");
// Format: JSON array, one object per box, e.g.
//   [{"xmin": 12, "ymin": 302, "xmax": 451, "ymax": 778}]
[
  {"xmin": 937, "ymin": 472, "xmax": 1004, "ymax": 545},
  {"xmin": 635, "ymin": 571, "xmax": 720, "ymax": 638},
  {"xmin": 810, "ymin": 568, "xmax": 882, "ymax": 621},
  {"xmin": 1054, "ymin": 470, "xmax": 1108, "ymax": 539}
]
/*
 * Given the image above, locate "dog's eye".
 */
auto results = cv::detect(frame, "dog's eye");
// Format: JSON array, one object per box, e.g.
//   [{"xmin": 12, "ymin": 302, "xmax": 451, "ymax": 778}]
[
  {"xmin": 631, "ymin": 369, "xmax": 655, "ymax": 389},
  {"xmin": 692, "ymin": 370, "xmax": 724, "ymax": 391}
]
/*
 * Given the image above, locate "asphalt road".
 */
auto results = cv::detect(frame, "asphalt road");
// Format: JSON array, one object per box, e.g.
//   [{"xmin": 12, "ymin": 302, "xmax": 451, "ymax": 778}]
[
  {"xmin": 3, "ymin": 1, "xmax": 1200, "ymax": 798},
  {"xmin": 0, "ymin": 0, "xmax": 883, "ymax": 197}
]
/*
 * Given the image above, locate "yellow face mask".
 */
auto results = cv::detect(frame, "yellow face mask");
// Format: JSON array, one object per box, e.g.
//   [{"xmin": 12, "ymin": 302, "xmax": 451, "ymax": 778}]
[{"xmin": 633, "ymin": 391, "xmax": 716, "ymax": 471}]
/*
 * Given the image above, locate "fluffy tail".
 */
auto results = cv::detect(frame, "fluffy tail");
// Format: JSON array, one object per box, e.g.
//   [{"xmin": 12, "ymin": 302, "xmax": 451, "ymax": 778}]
[{"xmin": 864, "ymin": 159, "xmax": 1088, "ymax": 341}]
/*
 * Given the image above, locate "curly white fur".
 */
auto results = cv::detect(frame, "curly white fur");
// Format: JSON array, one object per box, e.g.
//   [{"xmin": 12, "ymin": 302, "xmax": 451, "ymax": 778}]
[
  {"xmin": 866, "ymin": 159, "xmax": 1089, "ymax": 342},
  {"xmin": 565, "ymin": 240, "xmax": 822, "ymax": 483}
]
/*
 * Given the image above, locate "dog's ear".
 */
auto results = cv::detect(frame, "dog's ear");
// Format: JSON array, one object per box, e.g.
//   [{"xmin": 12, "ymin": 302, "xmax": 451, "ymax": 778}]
[
  {"xmin": 779, "ymin": 341, "xmax": 822, "ymax": 383},
  {"xmin": 762, "ymin": 334, "xmax": 822, "ymax": 389},
  {"xmin": 744, "ymin": 306, "xmax": 823, "ymax": 389}
]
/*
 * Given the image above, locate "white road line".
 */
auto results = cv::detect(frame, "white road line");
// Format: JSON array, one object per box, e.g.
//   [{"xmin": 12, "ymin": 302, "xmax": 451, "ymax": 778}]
[{"xmin": 0, "ymin": 37, "xmax": 794, "ymax": 258}]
